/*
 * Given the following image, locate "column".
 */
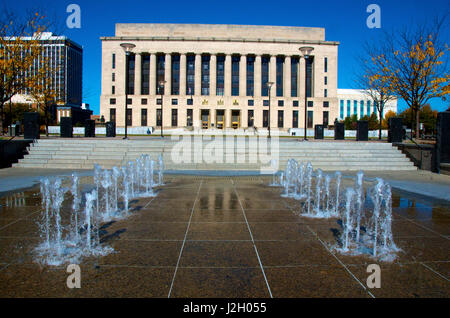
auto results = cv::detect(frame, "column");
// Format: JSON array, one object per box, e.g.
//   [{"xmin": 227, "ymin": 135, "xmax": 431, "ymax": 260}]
[
  {"xmin": 150, "ymin": 53, "xmax": 157, "ymax": 95},
  {"xmin": 224, "ymin": 54, "xmax": 231, "ymax": 96},
  {"xmin": 239, "ymin": 54, "xmax": 246, "ymax": 97},
  {"xmin": 134, "ymin": 53, "xmax": 142, "ymax": 95},
  {"xmin": 180, "ymin": 53, "xmax": 187, "ymax": 96},
  {"xmin": 284, "ymin": 56, "xmax": 291, "ymax": 98},
  {"xmin": 164, "ymin": 53, "xmax": 172, "ymax": 95},
  {"xmin": 254, "ymin": 55, "xmax": 261, "ymax": 97},
  {"xmin": 195, "ymin": 53, "xmax": 201, "ymax": 96},
  {"xmin": 210, "ymin": 54, "xmax": 216, "ymax": 96},
  {"xmin": 269, "ymin": 55, "xmax": 276, "ymax": 97},
  {"xmin": 299, "ymin": 57, "xmax": 306, "ymax": 102}
]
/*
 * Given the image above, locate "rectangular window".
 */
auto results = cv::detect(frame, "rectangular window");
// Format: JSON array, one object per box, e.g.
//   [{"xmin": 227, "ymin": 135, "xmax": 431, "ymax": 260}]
[
  {"xmin": 127, "ymin": 98, "xmax": 132, "ymax": 105},
  {"xmin": 323, "ymin": 101, "xmax": 329, "ymax": 108},
  {"xmin": 360, "ymin": 100, "xmax": 364, "ymax": 118},
  {"xmin": 126, "ymin": 108, "xmax": 132, "ymax": 126},
  {"xmin": 156, "ymin": 109, "xmax": 162, "ymax": 126},
  {"xmin": 171, "ymin": 54, "xmax": 180, "ymax": 95},
  {"xmin": 141, "ymin": 109, "xmax": 147, "ymax": 126},
  {"xmin": 156, "ymin": 98, "xmax": 162, "ymax": 105},
  {"xmin": 340, "ymin": 100, "xmax": 344, "ymax": 119},
  {"xmin": 261, "ymin": 56, "xmax": 269, "ymax": 96},
  {"xmin": 172, "ymin": 109, "xmax": 178, "ymax": 127},
  {"xmin": 110, "ymin": 108, "xmax": 116, "ymax": 123},
  {"xmin": 278, "ymin": 110, "xmax": 284, "ymax": 128},
  {"xmin": 126, "ymin": 54, "xmax": 135, "ymax": 95},
  {"xmin": 263, "ymin": 110, "xmax": 269, "ymax": 127},
  {"xmin": 276, "ymin": 56, "xmax": 284, "ymax": 97},
  {"xmin": 323, "ymin": 111, "xmax": 329, "ymax": 127},
  {"xmin": 308, "ymin": 101, "xmax": 314, "ymax": 107},
  {"xmin": 112, "ymin": 86, "xmax": 115, "ymax": 95},
  {"xmin": 112, "ymin": 73, "xmax": 115, "ymax": 82},
  {"xmin": 324, "ymin": 89, "xmax": 327, "ymax": 97},
  {"xmin": 324, "ymin": 76, "xmax": 327, "ymax": 85},
  {"xmin": 141, "ymin": 54, "xmax": 150, "ymax": 95},
  {"xmin": 246, "ymin": 55, "xmax": 255, "ymax": 96},
  {"xmin": 293, "ymin": 110, "xmax": 299, "ymax": 128},
  {"xmin": 367, "ymin": 100, "xmax": 371, "ymax": 116},
  {"xmin": 112, "ymin": 53, "xmax": 116, "ymax": 69},
  {"xmin": 172, "ymin": 99, "xmax": 178, "ymax": 105},
  {"xmin": 187, "ymin": 109, "xmax": 193, "ymax": 126},
  {"xmin": 248, "ymin": 110, "xmax": 254, "ymax": 127},
  {"xmin": 291, "ymin": 57, "xmax": 299, "ymax": 97},
  {"xmin": 110, "ymin": 98, "xmax": 116, "ymax": 105},
  {"xmin": 248, "ymin": 99, "xmax": 254, "ymax": 106},
  {"xmin": 278, "ymin": 100, "xmax": 284, "ymax": 107},
  {"xmin": 293, "ymin": 100, "xmax": 299, "ymax": 107},
  {"xmin": 353, "ymin": 100, "xmax": 358, "ymax": 115},
  {"xmin": 216, "ymin": 55, "xmax": 225, "ymax": 96},
  {"xmin": 263, "ymin": 100, "xmax": 269, "ymax": 106},
  {"xmin": 324, "ymin": 57, "xmax": 328, "ymax": 73},
  {"xmin": 306, "ymin": 57, "xmax": 314, "ymax": 97},
  {"xmin": 201, "ymin": 55, "xmax": 210, "ymax": 95},
  {"xmin": 347, "ymin": 100, "xmax": 351, "ymax": 117},
  {"xmin": 141, "ymin": 98, "xmax": 147, "ymax": 105},
  {"xmin": 231, "ymin": 55, "xmax": 239, "ymax": 96},
  {"xmin": 307, "ymin": 110, "xmax": 314, "ymax": 128},
  {"xmin": 156, "ymin": 54, "xmax": 165, "ymax": 94},
  {"xmin": 187, "ymin": 98, "xmax": 193, "ymax": 105}
]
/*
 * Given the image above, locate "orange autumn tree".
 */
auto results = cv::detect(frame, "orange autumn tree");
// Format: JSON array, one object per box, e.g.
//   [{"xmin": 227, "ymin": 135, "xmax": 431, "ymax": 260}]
[
  {"xmin": 0, "ymin": 9, "xmax": 49, "ymax": 134},
  {"xmin": 370, "ymin": 17, "xmax": 449, "ymax": 139}
]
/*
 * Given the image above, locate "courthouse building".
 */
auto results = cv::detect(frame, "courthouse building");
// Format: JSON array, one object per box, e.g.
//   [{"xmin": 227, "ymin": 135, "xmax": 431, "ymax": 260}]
[{"xmin": 100, "ymin": 23, "xmax": 339, "ymax": 130}]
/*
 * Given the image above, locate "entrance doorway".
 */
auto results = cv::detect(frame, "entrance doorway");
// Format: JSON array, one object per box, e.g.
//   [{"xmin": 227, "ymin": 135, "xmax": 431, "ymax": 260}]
[
  {"xmin": 201, "ymin": 110, "xmax": 210, "ymax": 129},
  {"xmin": 216, "ymin": 110, "xmax": 225, "ymax": 129},
  {"xmin": 231, "ymin": 110, "xmax": 240, "ymax": 129}
]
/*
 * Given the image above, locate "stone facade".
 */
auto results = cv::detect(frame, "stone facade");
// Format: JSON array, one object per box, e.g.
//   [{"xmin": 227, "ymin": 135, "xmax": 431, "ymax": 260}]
[{"xmin": 100, "ymin": 23, "xmax": 339, "ymax": 130}]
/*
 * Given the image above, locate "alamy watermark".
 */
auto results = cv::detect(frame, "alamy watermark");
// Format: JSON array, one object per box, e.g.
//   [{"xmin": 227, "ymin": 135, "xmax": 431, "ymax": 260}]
[
  {"xmin": 366, "ymin": 4, "xmax": 381, "ymax": 29},
  {"xmin": 66, "ymin": 264, "xmax": 81, "ymax": 288},
  {"xmin": 66, "ymin": 4, "xmax": 81, "ymax": 29}
]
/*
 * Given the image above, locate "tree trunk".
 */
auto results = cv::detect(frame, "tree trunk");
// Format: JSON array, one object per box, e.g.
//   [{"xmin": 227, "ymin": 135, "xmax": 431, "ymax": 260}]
[
  {"xmin": 378, "ymin": 109, "xmax": 382, "ymax": 140},
  {"xmin": 0, "ymin": 102, "xmax": 4, "ymax": 136},
  {"xmin": 416, "ymin": 107, "xmax": 420, "ymax": 139}
]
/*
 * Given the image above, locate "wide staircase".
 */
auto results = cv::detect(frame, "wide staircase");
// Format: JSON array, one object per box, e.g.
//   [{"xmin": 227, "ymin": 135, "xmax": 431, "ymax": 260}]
[{"xmin": 13, "ymin": 138, "xmax": 417, "ymax": 171}]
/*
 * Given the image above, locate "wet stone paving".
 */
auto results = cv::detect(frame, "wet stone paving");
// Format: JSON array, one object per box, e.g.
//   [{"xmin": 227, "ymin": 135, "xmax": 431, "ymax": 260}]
[{"xmin": 0, "ymin": 175, "xmax": 449, "ymax": 298}]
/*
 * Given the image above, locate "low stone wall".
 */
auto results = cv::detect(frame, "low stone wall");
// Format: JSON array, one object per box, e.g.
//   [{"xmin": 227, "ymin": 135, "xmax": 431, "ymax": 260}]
[
  {"xmin": 0, "ymin": 139, "xmax": 33, "ymax": 168},
  {"xmin": 288, "ymin": 128, "xmax": 388, "ymax": 138},
  {"xmin": 394, "ymin": 143, "xmax": 436, "ymax": 172}
]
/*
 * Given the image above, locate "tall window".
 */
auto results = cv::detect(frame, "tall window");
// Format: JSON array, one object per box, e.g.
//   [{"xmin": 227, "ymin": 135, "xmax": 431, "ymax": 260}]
[
  {"xmin": 367, "ymin": 100, "xmax": 371, "ymax": 116},
  {"xmin": 141, "ymin": 109, "xmax": 147, "ymax": 126},
  {"xmin": 347, "ymin": 100, "xmax": 351, "ymax": 117},
  {"xmin": 263, "ymin": 110, "xmax": 269, "ymax": 127},
  {"xmin": 171, "ymin": 109, "xmax": 178, "ymax": 127},
  {"xmin": 307, "ymin": 110, "xmax": 314, "ymax": 128},
  {"xmin": 276, "ymin": 56, "xmax": 284, "ymax": 97},
  {"xmin": 323, "ymin": 111, "xmax": 329, "ymax": 127},
  {"xmin": 126, "ymin": 108, "xmax": 132, "ymax": 126},
  {"xmin": 112, "ymin": 53, "xmax": 116, "ymax": 69},
  {"xmin": 141, "ymin": 54, "xmax": 150, "ymax": 95},
  {"xmin": 360, "ymin": 101, "xmax": 364, "ymax": 118},
  {"xmin": 248, "ymin": 110, "xmax": 254, "ymax": 127},
  {"xmin": 156, "ymin": 54, "xmax": 165, "ymax": 94},
  {"xmin": 291, "ymin": 57, "xmax": 299, "ymax": 97},
  {"xmin": 201, "ymin": 55, "xmax": 210, "ymax": 95},
  {"xmin": 324, "ymin": 57, "xmax": 328, "ymax": 73},
  {"xmin": 353, "ymin": 100, "xmax": 358, "ymax": 115},
  {"xmin": 293, "ymin": 110, "xmax": 298, "ymax": 128},
  {"xmin": 186, "ymin": 54, "xmax": 195, "ymax": 95},
  {"xmin": 171, "ymin": 54, "xmax": 180, "ymax": 95},
  {"xmin": 216, "ymin": 55, "xmax": 225, "ymax": 96},
  {"xmin": 126, "ymin": 54, "xmax": 135, "ymax": 95},
  {"xmin": 278, "ymin": 110, "xmax": 284, "ymax": 128},
  {"xmin": 246, "ymin": 56, "xmax": 255, "ymax": 96},
  {"xmin": 261, "ymin": 56, "xmax": 269, "ymax": 96},
  {"xmin": 231, "ymin": 55, "xmax": 239, "ymax": 96},
  {"xmin": 306, "ymin": 57, "xmax": 314, "ymax": 97},
  {"xmin": 156, "ymin": 109, "xmax": 162, "ymax": 126},
  {"xmin": 324, "ymin": 89, "xmax": 327, "ymax": 97},
  {"xmin": 340, "ymin": 100, "xmax": 344, "ymax": 119},
  {"xmin": 187, "ymin": 109, "xmax": 193, "ymax": 126},
  {"xmin": 110, "ymin": 108, "xmax": 116, "ymax": 123}
]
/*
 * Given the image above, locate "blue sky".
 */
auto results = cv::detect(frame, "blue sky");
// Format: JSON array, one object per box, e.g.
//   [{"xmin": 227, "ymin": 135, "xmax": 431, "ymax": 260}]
[{"xmin": 3, "ymin": 0, "xmax": 449, "ymax": 114}]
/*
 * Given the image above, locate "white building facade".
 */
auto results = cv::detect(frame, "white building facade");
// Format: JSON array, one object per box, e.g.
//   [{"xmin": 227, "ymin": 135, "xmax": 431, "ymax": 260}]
[{"xmin": 100, "ymin": 23, "xmax": 340, "ymax": 130}]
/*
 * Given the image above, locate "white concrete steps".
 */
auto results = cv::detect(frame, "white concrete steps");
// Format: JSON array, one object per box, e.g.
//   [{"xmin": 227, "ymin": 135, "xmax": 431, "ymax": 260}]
[{"xmin": 14, "ymin": 139, "xmax": 417, "ymax": 171}]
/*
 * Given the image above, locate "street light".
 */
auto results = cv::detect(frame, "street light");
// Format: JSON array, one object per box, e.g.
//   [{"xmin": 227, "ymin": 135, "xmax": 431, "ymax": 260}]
[
  {"xmin": 299, "ymin": 46, "xmax": 314, "ymax": 141},
  {"xmin": 159, "ymin": 80, "xmax": 166, "ymax": 138},
  {"xmin": 120, "ymin": 42, "xmax": 136, "ymax": 140},
  {"xmin": 266, "ymin": 81, "xmax": 274, "ymax": 138}
]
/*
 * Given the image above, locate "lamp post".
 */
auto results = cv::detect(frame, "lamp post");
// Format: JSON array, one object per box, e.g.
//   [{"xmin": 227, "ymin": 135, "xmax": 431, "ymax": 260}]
[
  {"xmin": 266, "ymin": 81, "xmax": 274, "ymax": 138},
  {"xmin": 159, "ymin": 80, "xmax": 166, "ymax": 138},
  {"xmin": 120, "ymin": 43, "xmax": 136, "ymax": 140},
  {"xmin": 299, "ymin": 46, "xmax": 314, "ymax": 141}
]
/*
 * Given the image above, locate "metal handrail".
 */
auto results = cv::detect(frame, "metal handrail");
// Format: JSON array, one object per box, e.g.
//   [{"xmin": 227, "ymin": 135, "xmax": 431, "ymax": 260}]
[{"xmin": 403, "ymin": 133, "xmax": 425, "ymax": 169}]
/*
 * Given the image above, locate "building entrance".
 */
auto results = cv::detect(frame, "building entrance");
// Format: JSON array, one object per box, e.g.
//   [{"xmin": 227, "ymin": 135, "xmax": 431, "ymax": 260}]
[
  {"xmin": 201, "ymin": 110, "xmax": 210, "ymax": 129},
  {"xmin": 216, "ymin": 110, "xmax": 225, "ymax": 129},
  {"xmin": 231, "ymin": 110, "xmax": 240, "ymax": 129}
]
